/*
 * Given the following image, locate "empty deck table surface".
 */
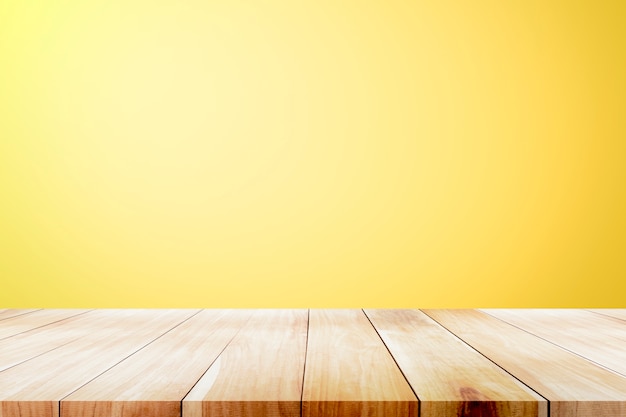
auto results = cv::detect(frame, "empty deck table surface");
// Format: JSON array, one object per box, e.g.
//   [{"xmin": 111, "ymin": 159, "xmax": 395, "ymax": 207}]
[{"xmin": 0, "ymin": 309, "xmax": 624, "ymax": 417}]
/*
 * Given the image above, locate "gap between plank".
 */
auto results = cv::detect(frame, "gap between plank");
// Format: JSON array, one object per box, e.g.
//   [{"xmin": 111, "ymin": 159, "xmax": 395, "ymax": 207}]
[
  {"xmin": 0, "ymin": 309, "xmax": 43, "ymax": 322},
  {"xmin": 361, "ymin": 309, "xmax": 421, "ymax": 417},
  {"xmin": 300, "ymin": 309, "xmax": 310, "ymax": 417},
  {"xmin": 419, "ymin": 309, "xmax": 551, "ymax": 414},
  {"xmin": 0, "ymin": 310, "xmax": 94, "ymax": 342},
  {"xmin": 178, "ymin": 309, "xmax": 256, "ymax": 417},
  {"xmin": 480, "ymin": 310, "xmax": 626, "ymax": 379},
  {"xmin": 0, "ymin": 338, "xmax": 79, "ymax": 374},
  {"xmin": 585, "ymin": 309, "xmax": 626, "ymax": 323}
]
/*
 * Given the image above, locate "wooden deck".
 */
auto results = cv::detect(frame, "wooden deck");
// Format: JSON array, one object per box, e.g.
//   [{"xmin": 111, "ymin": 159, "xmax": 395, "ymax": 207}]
[{"xmin": 0, "ymin": 309, "xmax": 624, "ymax": 417}]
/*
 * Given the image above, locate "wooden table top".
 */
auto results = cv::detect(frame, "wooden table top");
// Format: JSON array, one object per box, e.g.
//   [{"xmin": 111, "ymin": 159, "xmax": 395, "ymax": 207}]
[{"xmin": 0, "ymin": 309, "xmax": 624, "ymax": 417}]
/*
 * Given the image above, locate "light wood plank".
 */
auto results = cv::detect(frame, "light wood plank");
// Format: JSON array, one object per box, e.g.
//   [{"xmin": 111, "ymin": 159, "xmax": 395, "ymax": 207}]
[
  {"xmin": 62, "ymin": 309, "xmax": 253, "ymax": 417},
  {"xmin": 482, "ymin": 309, "xmax": 626, "ymax": 377},
  {"xmin": 0, "ymin": 309, "xmax": 198, "ymax": 417},
  {"xmin": 0, "ymin": 309, "xmax": 89, "ymax": 340},
  {"xmin": 0, "ymin": 309, "xmax": 40, "ymax": 321},
  {"xmin": 0, "ymin": 310, "xmax": 128, "ymax": 372},
  {"xmin": 365, "ymin": 309, "xmax": 546, "ymax": 417},
  {"xmin": 302, "ymin": 309, "xmax": 417, "ymax": 417},
  {"xmin": 424, "ymin": 309, "xmax": 626, "ymax": 417},
  {"xmin": 0, "ymin": 309, "xmax": 188, "ymax": 373},
  {"xmin": 588, "ymin": 309, "xmax": 626, "ymax": 321},
  {"xmin": 184, "ymin": 309, "xmax": 308, "ymax": 417}
]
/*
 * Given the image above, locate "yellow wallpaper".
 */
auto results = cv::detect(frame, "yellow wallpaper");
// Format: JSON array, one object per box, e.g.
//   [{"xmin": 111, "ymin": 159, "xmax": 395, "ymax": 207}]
[{"xmin": 1, "ymin": 0, "xmax": 625, "ymax": 307}]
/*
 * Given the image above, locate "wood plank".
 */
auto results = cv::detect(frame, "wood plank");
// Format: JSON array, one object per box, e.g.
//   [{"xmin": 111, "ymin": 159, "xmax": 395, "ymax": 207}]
[
  {"xmin": 0, "ymin": 310, "xmax": 163, "ymax": 373},
  {"xmin": 302, "ymin": 309, "xmax": 417, "ymax": 417},
  {"xmin": 62, "ymin": 309, "xmax": 253, "ymax": 417},
  {"xmin": 588, "ymin": 309, "xmax": 626, "ymax": 321},
  {"xmin": 0, "ymin": 309, "xmax": 41, "ymax": 321},
  {"xmin": 183, "ymin": 309, "xmax": 308, "ymax": 417},
  {"xmin": 423, "ymin": 309, "xmax": 626, "ymax": 417},
  {"xmin": 0, "ymin": 309, "xmax": 89, "ymax": 340},
  {"xmin": 365, "ymin": 309, "xmax": 546, "ymax": 417},
  {"xmin": 0, "ymin": 310, "xmax": 109, "ymax": 372},
  {"xmin": 482, "ymin": 309, "xmax": 626, "ymax": 377},
  {"xmin": 0, "ymin": 309, "xmax": 198, "ymax": 417}
]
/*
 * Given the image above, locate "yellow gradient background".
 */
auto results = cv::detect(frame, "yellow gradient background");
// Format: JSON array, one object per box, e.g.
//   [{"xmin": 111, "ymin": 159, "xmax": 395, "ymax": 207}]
[{"xmin": 1, "ymin": 0, "xmax": 625, "ymax": 307}]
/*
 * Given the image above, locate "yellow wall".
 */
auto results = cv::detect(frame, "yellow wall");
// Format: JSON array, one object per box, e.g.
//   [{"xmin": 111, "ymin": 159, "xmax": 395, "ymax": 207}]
[{"xmin": 1, "ymin": 0, "xmax": 625, "ymax": 307}]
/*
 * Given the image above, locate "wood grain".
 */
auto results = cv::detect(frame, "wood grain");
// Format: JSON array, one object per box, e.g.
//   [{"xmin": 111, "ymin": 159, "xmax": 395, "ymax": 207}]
[
  {"xmin": 0, "ymin": 309, "xmax": 624, "ymax": 417},
  {"xmin": 365, "ymin": 309, "xmax": 546, "ymax": 417},
  {"xmin": 424, "ymin": 309, "xmax": 626, "ymax": 417},
  {"xmin": 0, "ymin": 310, "xmax": 40, "ymax": 321},
  {"xmin": 0, "ymin": 310, "xmax": 127, "ymax": 373},
  {"xmin": 302, "ymin": 309, "xmax": 417, "ymax": 417},
  {"xmin": 0, "ymin": 309, "xmax": 89, "ymax": 341},
  {"xmin": 183, "ymin": 309, "xmax": 308, "ymax": 417},
  {"xmin": 62, "ymin": 309, "xmax": 253, "ymax": 417},
  {"xmin": 0, "ymin": 309, "xmax": 197, "ymax": 417},
  {"xmin": 482, "ymin": 309, "xmax": 626, "ymax": 376},
  {"xmin": 588, "ymin": 309, "xmax": 626, "ymax": 321}
]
